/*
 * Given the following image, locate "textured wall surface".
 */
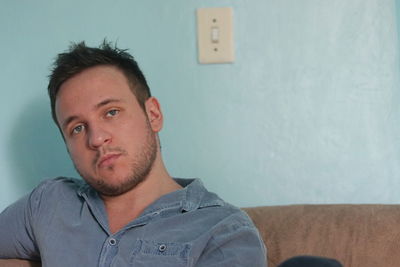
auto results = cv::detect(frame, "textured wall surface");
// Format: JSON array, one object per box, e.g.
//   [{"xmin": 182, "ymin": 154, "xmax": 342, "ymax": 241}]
[{"xmin": 1, "ymin": 0, "xmax": 399, "ymax": 210}]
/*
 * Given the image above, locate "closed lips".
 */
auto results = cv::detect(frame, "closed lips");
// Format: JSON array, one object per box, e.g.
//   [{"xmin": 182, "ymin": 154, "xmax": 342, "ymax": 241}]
[{"xmin": 98, "ymin": 154, "xmax": 121, "ymax": 167}]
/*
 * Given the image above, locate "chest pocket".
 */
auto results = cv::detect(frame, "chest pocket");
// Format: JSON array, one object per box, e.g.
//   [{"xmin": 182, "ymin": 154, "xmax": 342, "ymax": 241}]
[{"xmin": 130, "ymin": 239, "xmax": 192, "ymax": 267}]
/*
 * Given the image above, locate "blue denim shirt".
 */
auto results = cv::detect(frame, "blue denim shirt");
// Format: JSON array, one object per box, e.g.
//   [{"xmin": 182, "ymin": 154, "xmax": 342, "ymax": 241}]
[{"xmin": 0, "ymin": 178, "xmax": 266, "ymax": 266}]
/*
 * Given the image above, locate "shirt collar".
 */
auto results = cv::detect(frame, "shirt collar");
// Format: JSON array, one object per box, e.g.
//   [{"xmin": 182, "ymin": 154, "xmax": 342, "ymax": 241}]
[
  {"xmin": 177, "ymin": 178, "xmax": 225, "ymax": 212},
  {"xmin": 77, "ymin": 178, "xmax": 225, "ymax": 214}
]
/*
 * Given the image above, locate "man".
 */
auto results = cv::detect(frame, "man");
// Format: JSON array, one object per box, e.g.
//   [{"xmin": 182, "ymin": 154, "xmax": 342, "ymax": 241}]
[{"xmin": 0, "ymin": 41, "xmax": 266, "ymax": 266}]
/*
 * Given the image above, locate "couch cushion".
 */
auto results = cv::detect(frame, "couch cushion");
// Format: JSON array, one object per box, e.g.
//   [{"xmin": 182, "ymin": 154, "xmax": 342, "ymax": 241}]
[{"xmin": 244, "ymin": 205, "xmax": 400, "ymax": 267}]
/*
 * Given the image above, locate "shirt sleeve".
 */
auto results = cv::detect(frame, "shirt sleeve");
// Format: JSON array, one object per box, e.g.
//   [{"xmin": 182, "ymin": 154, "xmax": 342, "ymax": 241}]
[
  {"xmin": 0, "ymin": 183, "xmax": 46, "ymax": 260},
  {"xmin": 195, "ymin": 212, "xmax": 267, "ymax": 267}
]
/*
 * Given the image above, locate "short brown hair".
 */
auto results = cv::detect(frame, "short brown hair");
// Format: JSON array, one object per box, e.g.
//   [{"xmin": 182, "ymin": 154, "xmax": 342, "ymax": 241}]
[{"xmin": 48, "ymin": 40, "xmax": 151, "ymax": 126}]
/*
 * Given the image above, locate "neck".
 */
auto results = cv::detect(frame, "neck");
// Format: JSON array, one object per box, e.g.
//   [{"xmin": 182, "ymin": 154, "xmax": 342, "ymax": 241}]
[{"xmin": 101, "ymin": 155, "xmax": 182, "ymax": 234}]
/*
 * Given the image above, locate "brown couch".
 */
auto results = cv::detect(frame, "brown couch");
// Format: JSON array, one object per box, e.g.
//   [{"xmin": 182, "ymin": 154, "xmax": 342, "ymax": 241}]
[
  {"xmin": 244, "ymin": 204, "xmax": 400, "ymax": 266},
  {"xmin": 1, "ymin": 204, "xmax": 398, "ymax": 267}
]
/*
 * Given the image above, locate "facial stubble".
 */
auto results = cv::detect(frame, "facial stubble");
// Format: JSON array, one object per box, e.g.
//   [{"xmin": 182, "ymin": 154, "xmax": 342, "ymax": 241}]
[{"xmin": 73, "ymin": 120, "xmax": 158, "ymax": 196}]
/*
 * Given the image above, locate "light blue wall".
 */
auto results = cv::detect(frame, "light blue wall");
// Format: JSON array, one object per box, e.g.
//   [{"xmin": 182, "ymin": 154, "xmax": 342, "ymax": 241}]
[{"xmin": 1, "ymin": 0, "xmax": 400, "ymax": 210}]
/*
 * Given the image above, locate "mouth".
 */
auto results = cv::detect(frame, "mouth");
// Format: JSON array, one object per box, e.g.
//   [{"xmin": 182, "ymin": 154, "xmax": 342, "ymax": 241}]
[{"xmin": 97, "ymin": 153, "xmax": 122, "ymax": 168}]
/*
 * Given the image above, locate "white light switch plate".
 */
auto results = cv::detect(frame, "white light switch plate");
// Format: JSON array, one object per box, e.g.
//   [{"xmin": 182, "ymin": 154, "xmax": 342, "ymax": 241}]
[{"xmin": 197, "ymin": 7, "xmax": 235, "ymax": 64}]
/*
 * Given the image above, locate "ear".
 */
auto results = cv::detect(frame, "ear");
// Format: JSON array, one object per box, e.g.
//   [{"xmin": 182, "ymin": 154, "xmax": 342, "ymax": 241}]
[{"xmin": 145, "ymin": 97, "xmax": 163, "ymax": 133}]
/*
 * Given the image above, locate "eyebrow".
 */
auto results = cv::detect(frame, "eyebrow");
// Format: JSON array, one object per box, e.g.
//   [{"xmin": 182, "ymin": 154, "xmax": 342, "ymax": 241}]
[
  {"xmin": 95, "ymin": 98, "xmax": 123, "ymax": 109},
  {"xmin": 61, "ymin": 98, "xmax": 124, "ymax": 130}
]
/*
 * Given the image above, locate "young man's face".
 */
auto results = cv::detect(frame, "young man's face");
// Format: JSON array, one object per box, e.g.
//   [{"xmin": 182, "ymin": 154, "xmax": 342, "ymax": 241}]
[{"xmin": 55, "ymin": 65, "xmax": 161, "ymax": 196}]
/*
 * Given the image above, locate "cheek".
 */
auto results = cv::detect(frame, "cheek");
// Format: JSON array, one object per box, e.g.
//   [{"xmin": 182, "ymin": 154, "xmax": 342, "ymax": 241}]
[
  {"xmin": 118, "ymin": 120, "xmax": 147, "ymax": 140},
  {"xmin": 123, "ymin": 127, "xmax": 149, "ymax": 148}
]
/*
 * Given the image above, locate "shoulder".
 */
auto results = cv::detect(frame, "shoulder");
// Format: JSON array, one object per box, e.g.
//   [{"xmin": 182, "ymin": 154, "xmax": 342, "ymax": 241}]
[
  {"xmin": 197, "ymin": 198, "xmax": 261, "ymax": 240},
  {"xmin": 28, "ymin": 177, "xmax": 85, "ymax": 208},
  {"xmin": 180, "ymin": 178, "xmax": 262, "ymax": 241},
  {"xmin": 38, "ymin": 177, "xmax": 85, "ymax": 189},
  {"xmin": 187, "ymin": 179, "xmax": 256, "ymax": 227},
  {"xmin": 177, "ymin": 178, "xmax": 256, "ymax": 228},
  {"xmin": 32, "ymin": 177, "xmax": 84, "ymax": 195},
  {"xmin": 180, "ymin": 179, "xmax": 266, "ymax": 266}
]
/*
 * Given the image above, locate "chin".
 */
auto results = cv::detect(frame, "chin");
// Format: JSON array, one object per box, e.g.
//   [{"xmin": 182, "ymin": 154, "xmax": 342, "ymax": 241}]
[{"xmin": 87, "ymin": 173, "xmax": 145, "ymax": 196}]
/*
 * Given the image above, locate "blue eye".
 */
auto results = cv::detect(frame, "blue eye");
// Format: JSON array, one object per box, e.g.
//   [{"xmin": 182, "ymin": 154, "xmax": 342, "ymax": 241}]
[
  {"xmin": 72, "ymin": 124, "xmax": 85, "ymax": 135},
  {"xmin": 106, "ymin": 109, "xmax": 119, "ymax": 117}
]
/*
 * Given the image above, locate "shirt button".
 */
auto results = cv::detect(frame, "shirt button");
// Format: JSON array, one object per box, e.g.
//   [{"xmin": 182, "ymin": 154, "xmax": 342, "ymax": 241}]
[
  {"xmin": 109, "ymin": 238, "xmax": 117, "ymax": 246},
  {"xmin": 158, "ymin": 244, "xmax": 167, "ymax": 252}
]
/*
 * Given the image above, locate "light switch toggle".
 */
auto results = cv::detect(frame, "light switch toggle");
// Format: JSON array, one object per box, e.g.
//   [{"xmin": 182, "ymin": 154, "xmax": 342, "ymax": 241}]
[{"xmin": 211, "ymin": 27, "xmax": 219, "ymax": 43}]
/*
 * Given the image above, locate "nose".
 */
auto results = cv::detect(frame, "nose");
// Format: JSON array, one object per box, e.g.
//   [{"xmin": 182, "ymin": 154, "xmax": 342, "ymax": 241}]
[{"xmin": 87, "ymin": 124, "xmax": 112, "ymax": 149}]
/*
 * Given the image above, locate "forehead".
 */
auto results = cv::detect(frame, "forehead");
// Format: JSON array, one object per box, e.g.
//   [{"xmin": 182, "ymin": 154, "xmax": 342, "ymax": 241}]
[{"xmin": 55, "ymin": 65, "xmax": 137, "ymax": 123}]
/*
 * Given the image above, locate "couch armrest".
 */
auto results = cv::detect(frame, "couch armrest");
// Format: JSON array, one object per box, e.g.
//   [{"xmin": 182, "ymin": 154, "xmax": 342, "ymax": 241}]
[{"xmin": 0, "ymin": 259, "xmax": 40, "ymax": 267}]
